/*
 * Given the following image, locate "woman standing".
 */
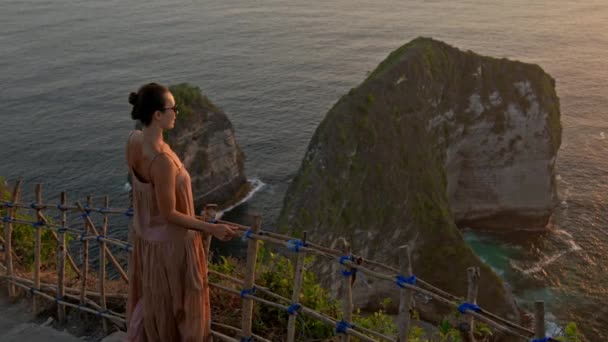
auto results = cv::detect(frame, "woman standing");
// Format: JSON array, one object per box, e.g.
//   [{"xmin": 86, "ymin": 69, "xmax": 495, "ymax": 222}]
[{"xmin": 125, "ymin": 83, "xmax": 237, "ymax": 341}]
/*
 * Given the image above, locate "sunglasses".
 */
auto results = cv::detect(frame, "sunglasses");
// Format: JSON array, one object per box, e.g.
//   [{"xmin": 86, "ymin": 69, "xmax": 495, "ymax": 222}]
[{"xmin": 162, "ymin": 106, "xmax": 178, "ymax": 115}]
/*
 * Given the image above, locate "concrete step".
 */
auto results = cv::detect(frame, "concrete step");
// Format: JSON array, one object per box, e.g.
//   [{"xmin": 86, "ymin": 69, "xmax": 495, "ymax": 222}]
[{"xmin": 0, "ymin": 322, "xmax": 82, "ymax": 342}]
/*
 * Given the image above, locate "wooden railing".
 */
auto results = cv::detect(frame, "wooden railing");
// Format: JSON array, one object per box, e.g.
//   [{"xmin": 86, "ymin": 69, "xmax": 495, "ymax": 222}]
[{"xmin": 0, "ymin": 180, "xmax": 557, "ymax": 342}]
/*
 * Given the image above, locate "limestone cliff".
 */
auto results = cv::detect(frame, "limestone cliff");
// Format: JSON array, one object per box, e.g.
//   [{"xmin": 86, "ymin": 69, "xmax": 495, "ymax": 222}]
[
  {"xmin": 279, "ymin": 37, "xmax": 561, "ymax": 322},
  {"xmin": 136, "ymin": 83, "xmax": 248, "ymax": 211}
]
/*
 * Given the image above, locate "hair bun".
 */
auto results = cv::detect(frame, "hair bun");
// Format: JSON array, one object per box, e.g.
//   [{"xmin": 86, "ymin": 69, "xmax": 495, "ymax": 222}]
[{"xmin": 128, "ymin": 92, "xmax": 139, "ymax": 105}]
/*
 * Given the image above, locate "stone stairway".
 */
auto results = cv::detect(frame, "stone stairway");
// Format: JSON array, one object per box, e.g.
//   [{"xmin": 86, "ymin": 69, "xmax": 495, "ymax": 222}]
[{"xmin": 0, "ymin": 294, "xmax": 126, "ymax": 342}]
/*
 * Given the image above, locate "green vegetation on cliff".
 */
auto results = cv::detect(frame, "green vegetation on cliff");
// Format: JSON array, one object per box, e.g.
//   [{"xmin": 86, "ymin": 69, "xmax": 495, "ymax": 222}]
[{"xmin": 278, "ymin": 37, "xmax": 562, "ymax": 322}]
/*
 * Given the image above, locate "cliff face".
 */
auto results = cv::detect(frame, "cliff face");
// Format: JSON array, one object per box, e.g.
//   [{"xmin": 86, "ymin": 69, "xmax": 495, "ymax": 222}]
[
  {"xmin": 278, "ymin": 38, "xmax": 561, "ymax": 321},
  {"xmin": 164, "ymin": 84, "xmax": 248, "ymax": 211}
]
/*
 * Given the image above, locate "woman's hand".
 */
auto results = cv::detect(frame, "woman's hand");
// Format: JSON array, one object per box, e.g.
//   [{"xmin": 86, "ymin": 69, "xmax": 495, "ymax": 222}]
[{"xmin": 211, "ymin": 223, "xmax": 238, "ymax": 241}]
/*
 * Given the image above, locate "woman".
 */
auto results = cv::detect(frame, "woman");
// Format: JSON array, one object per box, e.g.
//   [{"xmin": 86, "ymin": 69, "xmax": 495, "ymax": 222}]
[{"xmin": 125, "ymin": 82, "xmax": 237, "ymax": 342}]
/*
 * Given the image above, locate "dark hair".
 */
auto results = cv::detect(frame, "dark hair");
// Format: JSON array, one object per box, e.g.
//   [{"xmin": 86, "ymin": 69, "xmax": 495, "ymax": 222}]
[{"xmin": 129, "ymin": 83, "xmax": 169, "ymax": 126}]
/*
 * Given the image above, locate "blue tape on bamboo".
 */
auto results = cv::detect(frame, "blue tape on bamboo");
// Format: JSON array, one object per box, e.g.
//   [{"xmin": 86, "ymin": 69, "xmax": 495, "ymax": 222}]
[
  {"xmin": 240, "ymin": 287, "xmax": 256, "ymax": 298},
  {"xmin": 124, "ymin": 208, "xmax": 134, "ymax": 217},
  {"xmin": 31, "ymin": 221, "xmax": 44, "ymax": 228},
  {"xmin": 339, "ymin": 255, "xmax": 354, "ymax": 265},
  {"xmin": 2, "ymin": 216, "xmax": 11, "ymax": 223},
  {"xmin": 241, "ymin": 229, "xmax": 253, "ymax": 241},
  {"xmin": 395, "ymin": 275, "xmax": 417, "ymax": 288},
  {"xmin": 30, "ymin": 202, "xmax": 37, "ymax": 209},
  {"xmin": 240, "ymin": 337, "xmax": 253, "ymax": 342},
  {"xmin": 335, "ymin": 319, "xmax": 355, "ymax": 334},
  {"xmin": 286, "ymin": 239, "xmax": 305, "ymax": 252},
  {"xmin": 80, "ymin": 212, "xmax": 89, "ymax": 218},
  {"xmin": 458, "ymin": 302, "xmax": 481, "ymax": 314},
  {"xmin": 341, "ymin": 269, "xmax": 356, "ymax": 277},
  {"xmin": 531, "ymin": 338, "xmax": 549, "ymax": 342},
  {"xmin": 79, "ymin": 234, "xmax": 86, "ymax": 242},
  {"xmin": 3, "ymin": 201, "xmax": 14, "ymax": 208},
  {"xmin": 57, "ymin": 227, "xmax": 68, "ymax": 233},
  {"xmin": 97, "ymin": 309, "xmax": 109, "ymax": 318},
  {"xmin": 287, "ymin": 303, "xmax": 301, "ymax": 315}
]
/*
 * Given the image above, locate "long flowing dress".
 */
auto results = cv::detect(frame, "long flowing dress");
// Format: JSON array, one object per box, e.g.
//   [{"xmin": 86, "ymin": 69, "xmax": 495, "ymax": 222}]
[{"xmin": 126, "ymin": 136, "xmax": 211, "ymax": 342}]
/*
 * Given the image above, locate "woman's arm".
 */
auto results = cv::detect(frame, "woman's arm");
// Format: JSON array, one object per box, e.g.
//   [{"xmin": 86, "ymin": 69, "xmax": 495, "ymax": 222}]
[{"xmin": 151, "ymin": 153, "xmax": 236, "ymax": 241}]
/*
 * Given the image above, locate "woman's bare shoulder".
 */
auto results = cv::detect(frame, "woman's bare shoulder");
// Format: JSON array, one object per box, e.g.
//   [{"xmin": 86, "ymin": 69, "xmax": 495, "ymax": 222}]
[{"xmin": 128, "ymin": 130, "xmax": 143, "ymax": 143}]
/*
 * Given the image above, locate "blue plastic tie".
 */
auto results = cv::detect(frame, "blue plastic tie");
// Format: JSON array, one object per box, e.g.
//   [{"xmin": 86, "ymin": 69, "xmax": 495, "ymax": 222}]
[
  {"xmin": 31, "ymin": 221, "xmax": 44, "ymax": 228},
  {"xmin": 335, "ymin": 319, "xmax": 355, "ymax": 334},
  {"xmin": 287, "ymin": 303, "xmax": 301, "ymax": 315},
  {"xmin": 531, "ymin": 338, "xmax": 549, "ymax": 342},
  {"xmin": 240, "ymin": 337, "xmax": 253, "ymax": 342},
  {"xmin": 97, "ymin": 309, "xmax": 109, "ymax": 318},
  {"xmin": 81, "ymin": 212, "xmax": 89, "ymax": 218},
  {"xmin": 458, "ymin": 302, "xmax": 481, "ymax": 314},
  {"xmin": 4, "ymin": 202, "xmax": 14, "ymax": 208},
  {"xmin": 286, "ymin": 239, "xmax": 305, "ymax": 252},
  {"xmin": 98, "ymin": 208, "xmax": 107, "ymax": 214},
  {"xmin": 29, "ymin": 287, "xmax": 36, "ymax": 295},
  {"xmin": 57, "ymin": 227, "xmax": 68, "ymax": 233},
  {"xmin": 79, "ymin": 234, "xmax": 86, "ymax": 242},
  {"xmin": 55, "ymin": 296, "xmax": 63, "ymax": 303},
  {"xmin": 240, "ymin": 287, "xmax": 256, "ymax": 298},
  {"xmin": 339, "ymin": 255, "xmax": 354, "ymax": 265},
  {"xmin": 3, "ymin": 216, "xmax": 11, "ymax": 223},
  {"xmin": 57, "ymin": 204, "xmax": 65, "ymax": 211},
  {"xmin": 125, "ymin": 243, "xmax": 133, "ymax": 252},
  {"xmin": 341, "ymin": 269, "xmax": 356, "ymax": 277},
  {"xmin": 124, "ymin": 208, "xmax": 134, "ymax": 217},
  {"xmin": 96, "ymin": 235, "xmax": 102, "ymax": 242},
  {"xmin": 395, "ymin": 275, "xmax": 417, "ymax": 288},
  {"xmin": 241, "ymin": 229, "xmax": 253, "ymax": 241},
  {"xmin": 30, "ymin": 202, "xmax": 37, "ymax": 209}
]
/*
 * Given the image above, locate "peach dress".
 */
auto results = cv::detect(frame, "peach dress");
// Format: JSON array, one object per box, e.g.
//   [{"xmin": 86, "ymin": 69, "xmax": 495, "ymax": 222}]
[{"xmin": 126, "ymin": 133, "xmax": 212, "ymax": 342}]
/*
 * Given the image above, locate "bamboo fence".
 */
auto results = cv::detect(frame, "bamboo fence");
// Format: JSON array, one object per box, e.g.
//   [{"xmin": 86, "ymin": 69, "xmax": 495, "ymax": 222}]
[{"xmin": 0, "ymin": 181, "xmax": 558, "ymax": 342}]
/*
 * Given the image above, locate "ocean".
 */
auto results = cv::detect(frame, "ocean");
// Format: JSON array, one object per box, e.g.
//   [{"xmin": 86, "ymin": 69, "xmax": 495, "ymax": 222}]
[{"xmin": 1, "ymin": 0, "xmax": 606, "ymax": 340}]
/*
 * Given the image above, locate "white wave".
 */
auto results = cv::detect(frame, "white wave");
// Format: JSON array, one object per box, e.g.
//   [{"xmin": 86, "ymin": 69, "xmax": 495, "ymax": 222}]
[
  {"xmin": 512, "ymin": 250, "xmax": 568, "ymax": 275},
  {"xmin": 513, "ymin": 228, "xmax": 582, "ymax": 275},
  {"xmin": 217, "ymin": 178, "xmax": 265, "ymax": 219},
  {"xmin": 554, "ymin": 228, "xmax": 573, "ymax": 238},
  {"xmin": 123, "ymin": 182, "xmax": 132, "ymax": 192},
  {"xmin": 600, "ymin": 132, "xmax": 605, "ymax": 139}
]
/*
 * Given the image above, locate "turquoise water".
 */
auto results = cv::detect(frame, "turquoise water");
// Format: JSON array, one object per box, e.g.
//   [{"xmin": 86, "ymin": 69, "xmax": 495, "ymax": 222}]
[{"xmin": 1, "ymin": 1, "xmax": 607, "ymax": 339}]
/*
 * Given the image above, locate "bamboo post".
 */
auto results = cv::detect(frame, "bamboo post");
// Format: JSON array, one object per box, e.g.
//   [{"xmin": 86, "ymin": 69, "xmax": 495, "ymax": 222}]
[
  {"xmin": 32, "ymin": 184, "xmax": 42, "ymax": 316},
  {"xmin": 80, "ymin": 195, "xmax": 92, "ymax": 308},
  {"xmin": 241, "ymin": 214, "xmax": 261, "ymax": 341},
  {"xmin": 534, "ymin": 301, "xmax": 545, "ymax": 340},
  {"xmin": 4, "ymin": 180, "xmax": 22, "ymax": 299},
  {"xmin": 203, "ymin": 204, "xmax": 217, "ymax": 259},
  {"xmin": 460, "ymin": 267, "xmax": 480, "ymax": 342},
  {"xmin": 338, "ymin": 237, "xmax": 353, "ymax": 342},
  {"xmin": 57, "ymin": 191, "xmax": 67, "ymax": 323},
  {"xmin": 99, "ymin": 195, "xmax": 109, "ymax": 333},
  {"xmin": 397, "ymin": 244, "xmax": 413, "ymax": 342},
  {"xmin": 287, "ymin": 231, "xmax": 307, "ymax": 342}
]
